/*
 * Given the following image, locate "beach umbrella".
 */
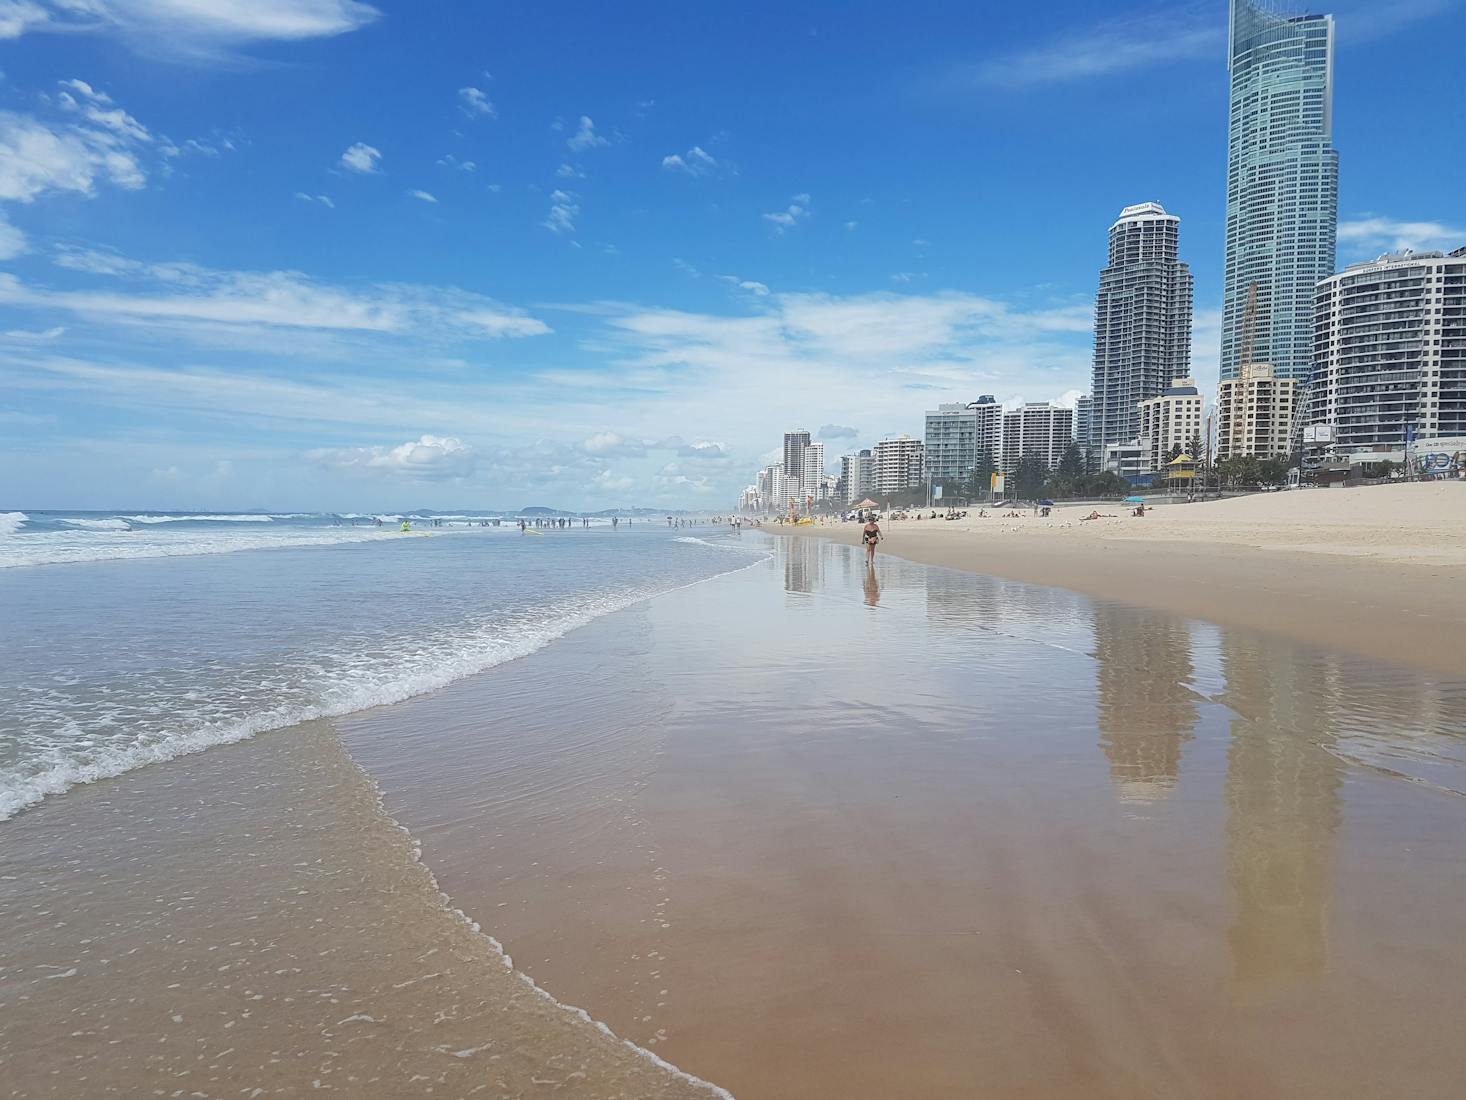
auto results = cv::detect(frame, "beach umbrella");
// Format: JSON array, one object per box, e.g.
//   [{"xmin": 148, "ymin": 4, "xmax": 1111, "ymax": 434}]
[
  {"xmin": 1124, "ymin": 496, "xmax": 1145, "ymax": 503},
  {"xmin": 857, "ymin": 498, "xmax": 878, "ymax": 508}
]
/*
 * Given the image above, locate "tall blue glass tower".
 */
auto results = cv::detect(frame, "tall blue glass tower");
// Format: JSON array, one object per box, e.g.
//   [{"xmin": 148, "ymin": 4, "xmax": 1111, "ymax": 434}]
[{"xmin": 1221, "ymin": 0, "xmax": 1338, "ymax": 383}]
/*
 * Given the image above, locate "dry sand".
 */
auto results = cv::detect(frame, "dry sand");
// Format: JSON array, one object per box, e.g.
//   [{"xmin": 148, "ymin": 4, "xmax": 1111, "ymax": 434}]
[{"xmin": 783, "ymin": 482, "xmax": 1466, "ymax": 676}]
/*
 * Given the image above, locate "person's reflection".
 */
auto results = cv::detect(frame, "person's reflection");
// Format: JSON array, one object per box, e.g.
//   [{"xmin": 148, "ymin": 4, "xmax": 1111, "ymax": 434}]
[
  {"xmin": 1221, "ymin": 636, "xmax": 1343, "ymax": 993},
  {"xmin": 863, "ymin": 563, "xmax": 880, "ymax": 608},
  {"xmin": 1091, "ymin": 604, "xmax": 1198, "ymax": 802}
]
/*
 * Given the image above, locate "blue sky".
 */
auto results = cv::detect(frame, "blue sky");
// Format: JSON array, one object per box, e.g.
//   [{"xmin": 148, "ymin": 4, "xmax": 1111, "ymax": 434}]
[{"xmin": 1, "ymin": 0, "xmax": 1462, "ymax": 510}]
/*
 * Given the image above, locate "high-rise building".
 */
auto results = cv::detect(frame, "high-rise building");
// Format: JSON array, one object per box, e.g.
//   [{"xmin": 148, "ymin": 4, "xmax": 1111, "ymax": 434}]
[
  {"xmin": 923, "ymin": 397, "xmax": 1000, "ymax": 486},
  {"xmin": 782, "ymin": 430, "xmax": 810, "ymax": 481},
  {"xmin": 1310, "ymin": 248, "xmax": 1466, "ymax": 457},
  {"xmin": 1090, "ymin": 202, "xmax": 1194, "ymax": 451},
  {"xmin": 1217, "ymin": 363, "xmax": 1296, "ymax": 459},
  {"xmin": 841, "ymin": 450, "xmax": 874, "ymax": 504},
  {"xmin": 1002, "ymin": 403, "xmax": 1074, "ymax": 474},
  {"xmin": 1138, "ymin": 377, "xmax": 1204, "ymax": 474},
  {"xmin": 1221, "ymin": 0, "xmax": 1339, "ymax": 383},
  {"xmin": 872, "ymin": 435, "xmax": 924, "ymax": 495},
  {"xmin": 799, "ymin": 441, "xmax": 825, "ymax": 509}
]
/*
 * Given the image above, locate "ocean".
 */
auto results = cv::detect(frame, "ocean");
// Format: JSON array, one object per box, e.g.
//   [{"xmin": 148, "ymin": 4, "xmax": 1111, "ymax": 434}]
[{"xmin": 0, "ymin": 511, "xmax": 762, "ymax": 820}]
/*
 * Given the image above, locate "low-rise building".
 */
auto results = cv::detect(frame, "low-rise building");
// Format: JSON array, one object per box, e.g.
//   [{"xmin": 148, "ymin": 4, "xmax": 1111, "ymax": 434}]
[
  {"xmin": 1216, "ymin": 363, "xmax": 1296, "ymax": 460},
  {"xmin": 1138, "ymin": 377, "xmax": 1203, "ymax": 474}
]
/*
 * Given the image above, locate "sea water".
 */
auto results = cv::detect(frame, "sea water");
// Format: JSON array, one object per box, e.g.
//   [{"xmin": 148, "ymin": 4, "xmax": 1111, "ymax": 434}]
[{"xmin": 0, "ymin": 515, "xmax": 765, "ymax": 820}]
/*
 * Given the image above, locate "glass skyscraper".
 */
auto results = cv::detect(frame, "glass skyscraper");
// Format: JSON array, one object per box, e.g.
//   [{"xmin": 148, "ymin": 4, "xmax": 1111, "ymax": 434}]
[{"xmin": 1221, "ymin": 0, "xmax": 1338, "ymax": 383}]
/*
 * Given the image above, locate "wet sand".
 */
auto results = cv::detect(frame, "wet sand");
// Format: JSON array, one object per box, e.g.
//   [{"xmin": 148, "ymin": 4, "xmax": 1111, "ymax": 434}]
[
  {"xmin": 341, "ymin": 539, "xmax": 1466, "ymax": 1098},
  {"xmin": 777, "ymin": 486, "xmax": 1466, "ymax": 677},
  {"xmin": 0, "ymin": 719, "xmax": 726, "ymax": 1099}
]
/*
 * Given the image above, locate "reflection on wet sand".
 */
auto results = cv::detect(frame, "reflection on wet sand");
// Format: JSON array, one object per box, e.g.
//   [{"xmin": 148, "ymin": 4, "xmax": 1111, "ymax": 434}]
[
  {"xmin": 1092, "ymin": 605, "xmax": 1199, "ymax": 802},
  {"xmin": 862, "ymin": 563, "xmax": 880, "ymax": 607},
  {"xmin": 1221, "ymin": 635, "xmax": 1344, "ymax": 991}
]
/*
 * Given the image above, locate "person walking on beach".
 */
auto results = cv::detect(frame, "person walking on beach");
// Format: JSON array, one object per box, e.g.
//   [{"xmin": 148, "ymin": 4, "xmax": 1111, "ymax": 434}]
[{"xmin": 861, "ymin": 516, "xmax": 882, "ymax": 564}]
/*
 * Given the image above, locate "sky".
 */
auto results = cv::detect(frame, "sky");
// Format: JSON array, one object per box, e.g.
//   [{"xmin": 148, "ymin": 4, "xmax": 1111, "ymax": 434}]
[{"xmin": 1, "ymin": 0, "xmax": 1462, "ymax": 511}]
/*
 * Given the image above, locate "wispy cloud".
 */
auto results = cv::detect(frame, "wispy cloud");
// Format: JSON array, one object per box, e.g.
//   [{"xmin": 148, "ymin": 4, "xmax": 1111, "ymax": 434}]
[
  {"xmin": 437, "ymin": 154, "xmax": 475, "ymax": 171},
  {"xmin": 661, "ymin": 145, "xmax": 719, "ymax": 177},
  {"xmin": 1338, "ymin": 215, "xmax": 1465, "ymax": 254},
  {"xmin": 0, "ymin": 211, "xmax": 27, "ymax": 259},
  {"xmin": 763, "ymin": 193, "xmax": 810, "ymax": 234},
  {"xmin": 566, "ymin": 116, "xmax": 608, "ymax": 152},
  {"xmin": 0, "ymin": 82, "xmax": 155, "ymax": 202},
  {"xmin": 294, "ymin": 191, "xmax": 335, "ymax": 208},
  {"xmin": 3, "ymin": 250, "xmax": 551, "ymax": 341},
  {"xmin": 339, "ymin": 142, "xmax": 381, "ymax": 174},
  {"xmin": 543, "ymin": 189, "xmax": 579, "ymax": 234},
  {"xmin": 407, "ymin": 189, "xmax": 438, "ymax": 204},
  {"xmin": 0, "ymin": 0, "xmax": 381, "ymax": 58},
  {"xmin": 958, "ymin": 7, "xmax": 1221, "ymax": 89},
  {"xmin": 458, "ymin": 86, "xmax": 496, "ymax": 119}
]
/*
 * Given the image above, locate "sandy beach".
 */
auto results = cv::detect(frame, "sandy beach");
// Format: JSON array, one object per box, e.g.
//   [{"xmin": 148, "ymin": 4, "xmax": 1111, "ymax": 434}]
[{"xmin": 780, "ymin": 482, "xmax": 1466, "ymax": 676}]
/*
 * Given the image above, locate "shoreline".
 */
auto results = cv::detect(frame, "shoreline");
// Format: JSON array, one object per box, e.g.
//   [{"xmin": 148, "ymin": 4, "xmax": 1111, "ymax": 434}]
[{"xmin": 773, "ymin": 484, "xmax": 1466, "ymax": 676}]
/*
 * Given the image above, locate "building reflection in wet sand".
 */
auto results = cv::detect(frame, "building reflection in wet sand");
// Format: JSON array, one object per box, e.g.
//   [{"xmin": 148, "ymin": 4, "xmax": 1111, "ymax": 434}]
[{"xmin": 1091, "ymin": 604, "xmax": 1200, "ymax": 803}]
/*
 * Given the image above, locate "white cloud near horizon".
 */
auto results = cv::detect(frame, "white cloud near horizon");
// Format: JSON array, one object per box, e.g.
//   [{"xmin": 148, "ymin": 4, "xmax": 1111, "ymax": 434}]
[
  {"xmin": 1338, "ymin": 215, "xmax": 1465, "ymax": 254},
  {"xmin": 339, "ymin": 142, "xmax": 381, "ymax": 173},
  {"xmin": 308, "ymin": 434, "xmax": 476, "ymax": 480}
]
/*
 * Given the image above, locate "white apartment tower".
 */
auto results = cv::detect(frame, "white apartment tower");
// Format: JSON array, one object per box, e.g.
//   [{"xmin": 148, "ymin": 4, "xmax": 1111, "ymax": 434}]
[
  {"xmin": 799, "ymin": 441, "xmax": 825, "ymax": 510},
  {"xmin": 841, "ymin": 450, "xmax": 874, "ymax": 504},
  {"xmin": 1002, "ymin": 403, "xmax": 1075, "ymax": 474},
  {"xmin": 923, "ymin": 397, "xmax": 1001, "ymax": 486},
  {"xmin": 1216, "ymin": 363, "xmax": 1296, "ymax": 460},
  {"xmin": 1310, "ymin": 248, "xmax": 1466, "ymax": 456},
  {"xmin": 872, "ymin": 435, "xmax": 924, "ymax": 495},
  {"xmin": 1137, "ymin": 378, "xmax": 1204, "ymax": 474}
]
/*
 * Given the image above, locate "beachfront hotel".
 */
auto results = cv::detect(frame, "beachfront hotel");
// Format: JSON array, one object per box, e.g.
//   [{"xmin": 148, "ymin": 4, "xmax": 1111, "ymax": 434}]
[
  {"xmin": 1138, "ymin": 378, "xmax": 1204, "ymax": 475},
  {"xmin": 840, "ymin": 450, "xmax": 874, "ymax": 504},
  {"xmin": 1001, "ymin": 402, "xmax": 1075, "ymax": 475},
  {"xmin": 872, "ymin": 434, "xmax": 925, "ymax": 495},
  {"xmin": 923, "ymin": 397, "xmax": 1001, "ymax": 486},
  {"xmin": 1216, "ymin": 362, "xmax": 1297, "ymax": 460},
  {"xmin": 1089, "ymin": 202, "xmax": 1194, "ymax": 453},
  {"xmin": 1220, "ymin": 0, "xmax": 1339, "ymax": 384},
  {"xmin": 1309, "ymin": 248, "xmax": 1466, "ymax": 460}
]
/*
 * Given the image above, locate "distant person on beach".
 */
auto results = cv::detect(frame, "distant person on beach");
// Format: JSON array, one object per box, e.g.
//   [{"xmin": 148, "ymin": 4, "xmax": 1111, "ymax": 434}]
[{"xmin": 862, "ymin": 517, "xmax": 882, "ymax": 563}]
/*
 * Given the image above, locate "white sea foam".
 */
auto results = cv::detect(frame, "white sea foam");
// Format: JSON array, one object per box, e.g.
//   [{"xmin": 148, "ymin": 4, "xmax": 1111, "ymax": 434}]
[
  {"xmin": 0, "ymin": 526, "xmax": 424, "ymax": 568},
  {"xmin": 0, "ymin": 511, "xmax": 27, "ymax": 536},
  {"xmin": 59, "ymin": 517, "xmax": 132, "ymax": 530},
  {"xmin": 124, "ymin": 513, "xmax": 277, "ymax": 523},
  {"xmin": 674, "ymin": 535, "xmax": 771, "ymax": 552},
  {"xmin": 0, "ymin": 554, "xmax": 770, "ymax": 821}
]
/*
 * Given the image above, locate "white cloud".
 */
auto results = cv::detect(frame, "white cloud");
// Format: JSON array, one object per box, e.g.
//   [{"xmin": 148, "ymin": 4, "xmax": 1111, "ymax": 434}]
[
  {"xmin": 555, "ymin": 162, "xmax": 584, "ymax": 179},
  {"xmin": 1, "ymin": 0, "xmax": 380, "ymax": 55},
  {"xmin": 309, "ymin": 434, "xmax": 476, "ymax": 480},
  {"xmin": 0, "ymin": 211, "xmax": 27, "ymax": 259},
  {"xmin": 543, "ymin": 189, "xmax": 579, "ymax": 234},
  {"xmin": 5, "ymin": 251, "xmax": 552, "ymax": 340},
  {"xmin": 1337, "ymin": 215, "xmax": 1465, "ymax": 254},
  {"xmin": 458, "ymin": 86, "xmax": 496, "ymax": 118},
  {"xmin": 339, "ymin": 142, "xmax": 381, "ymax": 174},
  {"xmin": 566, "ymin": 116, "xmax": 608, "ymax": 152},
  {"xmin": 582, "ymin": 431, "xmax": 646, "ymax": 457},
  {"xmin": 763, "ymin": 193, "xmax": 810, "ymax": 233},
  {"xmin": 407, "ymin": 188, "xmax": 437, "ymax": 203},
  {"xmin": 661, "ymin": 145, "xmax": 718, "ymax": 177},
  {"xmin": 592, "ymin": 469, "xmax": 635, "ymax": 493},
  {"xmin": 959, "ymin": 10, "xmax": 1222, "ymax": 88},
  {"xmin": 294, "ymin": 191, "xmax": 334, "ymax": 208},
  {"xmin": 2, "ymin": 324, "xmax": 65, "ymax": 340},
  {"xmin": 437, "ymin": 154, "xmax": 475, "ymax": 171},
  {"xmin": 0, "ymin": 108, "xmax": 147, "ymax": 202},
  {"xmin": 844, "ymin": 221, "xmax": 858, "ymax": 231},
  {"xmin": 716, "ymin": 274, "xmax": 769, "ymax": 296}
]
